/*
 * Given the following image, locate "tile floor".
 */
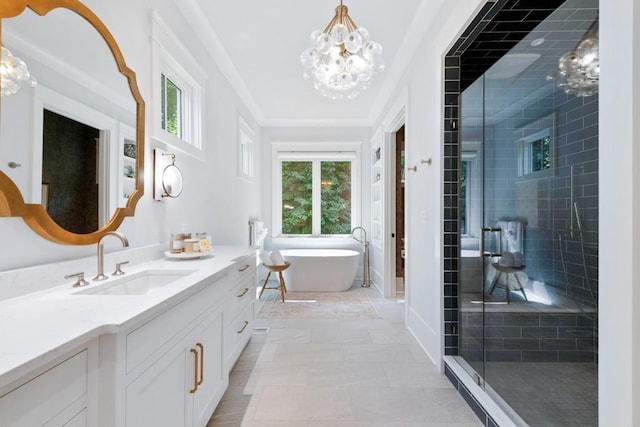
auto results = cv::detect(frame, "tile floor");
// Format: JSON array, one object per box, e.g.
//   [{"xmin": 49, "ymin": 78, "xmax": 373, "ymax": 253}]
[
  {"xmin": 485, "ymin": 362, "xmax": 597, "ymax": 426},
  {"xmin": 208, "ymin": 286, "xmax": 482, "ymax": 426}
]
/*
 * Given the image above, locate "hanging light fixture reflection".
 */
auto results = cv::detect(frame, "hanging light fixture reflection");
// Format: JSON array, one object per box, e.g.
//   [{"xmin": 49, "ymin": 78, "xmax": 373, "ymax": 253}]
[
  {"xmin": 0, "ymin": 46, "xmax": 37, "ymax": 96},
  {"xmin": 555, "ymin": 17, "xmax": 599, "ymax": 97},
  {"xmin": 300, "ymin": 1, "xmax": 384, "ymax": 100}
]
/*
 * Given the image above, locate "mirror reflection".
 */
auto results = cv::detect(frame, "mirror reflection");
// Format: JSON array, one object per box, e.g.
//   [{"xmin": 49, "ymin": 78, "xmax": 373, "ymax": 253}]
[{"xmin": 0, "ymin": 7, "xmax": 137, "ymax": 233}]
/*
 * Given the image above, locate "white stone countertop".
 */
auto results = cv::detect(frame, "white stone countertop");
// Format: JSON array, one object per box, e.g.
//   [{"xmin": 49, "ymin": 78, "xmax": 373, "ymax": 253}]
[{"xmin": 0, "ymin": 245, "xmax": 255, "ymax": 391}]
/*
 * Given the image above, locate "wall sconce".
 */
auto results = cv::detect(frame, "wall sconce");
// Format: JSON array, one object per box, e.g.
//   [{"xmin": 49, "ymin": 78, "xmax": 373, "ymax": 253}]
[{"xmin": 154, "ymin": 148, "xmax": 183, "ymax": 200}]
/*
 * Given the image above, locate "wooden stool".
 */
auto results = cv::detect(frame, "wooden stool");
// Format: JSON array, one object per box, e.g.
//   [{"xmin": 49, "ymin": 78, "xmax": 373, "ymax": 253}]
[
  {"xmin": 259, "ymin": 262, "xmax": 291, "ymax": 303},
  {"xmin": 488, "ymin": 263, "xmax": 527, "ymax": 304}
]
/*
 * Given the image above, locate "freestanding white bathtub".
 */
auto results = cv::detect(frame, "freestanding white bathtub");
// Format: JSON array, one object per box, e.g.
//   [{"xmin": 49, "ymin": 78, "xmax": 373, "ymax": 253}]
[{"xmin": 280, "ymin": 249, "xmax": 360, "ymax": 292}]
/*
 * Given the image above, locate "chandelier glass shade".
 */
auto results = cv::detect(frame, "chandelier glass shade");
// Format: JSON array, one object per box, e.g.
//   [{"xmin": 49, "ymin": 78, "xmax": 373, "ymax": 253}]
[
  {"xmin": 0, "ymin": 46, "xmax": 36, "ymax": 96},
  {"xmin": 556, "ymin": 17, "xmax": 599, "ymax": 97},
  {"xmin": 300, "ymin": 1, "xmax": 384, "ymax": 100}
]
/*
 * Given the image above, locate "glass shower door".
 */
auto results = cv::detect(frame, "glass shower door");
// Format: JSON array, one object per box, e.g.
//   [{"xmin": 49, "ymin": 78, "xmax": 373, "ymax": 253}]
[{"xmin": 461, "ymin": 3, "xmax": 600, "ymax": 425}]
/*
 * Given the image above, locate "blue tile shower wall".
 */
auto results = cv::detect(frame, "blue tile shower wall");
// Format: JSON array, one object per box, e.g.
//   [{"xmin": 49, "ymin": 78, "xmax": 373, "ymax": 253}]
[
  {"xmin": 460, "ymin": 311, "xmax": 597, "ymax": 363},
  {"xmin": 550, "ymin": 92, "xmax": 599, "ymax": 306},
  {"xmin": 443, "ymin": 0, "xmax": 599, "ymax": 359},
  {"xmin": 485, "ymin": 91, "xmax": 599, "ymax": 309}
]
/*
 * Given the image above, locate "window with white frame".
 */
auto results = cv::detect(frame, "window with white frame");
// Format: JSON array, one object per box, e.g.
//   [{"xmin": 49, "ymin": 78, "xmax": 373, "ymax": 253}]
[
  {"xmin": 151, "ymin": 12, "xmax": 206, "ymax": 157},
  {"xmin": 238, "ymin": 115, "xmax": 254, "ymax": 180},
  {"xmin": 461, "ymin": 148, "xmax": 481, "ymax": 239},
  {"xmin": 515, "ymin": 113, "xmax": 555, "ymax": 178},
  {"xmin": 273, "ymin": 143, "xmax": 360, "ymax": 237},
  {"xmin": 460, "ymin": 159, "xmax": 470, "ymax": 235},
  {"xmin": 160, "ymin": 73, "xmax": 183, "ymax": 139}
]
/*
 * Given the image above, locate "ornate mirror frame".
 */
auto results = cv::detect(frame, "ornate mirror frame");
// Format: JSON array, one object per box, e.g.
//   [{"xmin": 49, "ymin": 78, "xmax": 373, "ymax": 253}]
[{"xmin": 0, "ymin": 0, "xmax": 145, "ymax": 245}]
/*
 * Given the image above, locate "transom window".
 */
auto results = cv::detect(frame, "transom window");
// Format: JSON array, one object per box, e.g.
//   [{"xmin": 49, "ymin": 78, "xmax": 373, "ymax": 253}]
[
  {"xmin": 520, "ymin": 134, "xmax": 551, "ymax": 174},
  {"xmin": 515, "ymin": 114, "xmax": 554, "ymax": 177},
  {"xmin": 272, "ymin": 143, "xmax": 361, "ymax": 237},
  {"xmin": 238, "ymin": 115, "xmax": 255, "ymax": 181},
  {"xmin": 460, "ymin": 159, "xmax": 469, "ymax": 235},
  {"xmin": 151, "ymin": 12, "xmax": 206, "ymax": 158}
]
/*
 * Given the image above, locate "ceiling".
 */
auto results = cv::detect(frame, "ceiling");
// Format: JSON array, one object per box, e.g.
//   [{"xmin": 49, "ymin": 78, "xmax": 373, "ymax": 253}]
[{"xmin": 177, "ymin": 0, "xmax": 443, "ymax": 127}]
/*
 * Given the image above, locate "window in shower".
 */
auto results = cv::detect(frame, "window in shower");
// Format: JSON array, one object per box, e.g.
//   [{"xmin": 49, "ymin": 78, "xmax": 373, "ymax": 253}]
[
  {"xmin": 460, "ymin": 160, "xmax": 470, "ymax": 235},
  {"xmin": 460, "ymin": 147, "xmax": 480, "ymax": 240},
  {"xmin": 515, "ymin": 114, "xmax": 555, "ymax": 177}
]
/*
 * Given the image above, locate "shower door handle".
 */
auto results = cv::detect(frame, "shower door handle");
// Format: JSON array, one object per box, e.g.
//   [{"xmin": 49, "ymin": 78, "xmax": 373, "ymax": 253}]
[{"xmin": 480, "ymin": 227, "xmax": 502, "ymax": 258}]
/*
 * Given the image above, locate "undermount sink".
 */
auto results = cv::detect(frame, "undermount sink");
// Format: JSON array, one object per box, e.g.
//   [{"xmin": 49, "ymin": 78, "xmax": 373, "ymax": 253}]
[{"xmin": 74, "ymin": 269, "xmax": 196, "ymax": 295}]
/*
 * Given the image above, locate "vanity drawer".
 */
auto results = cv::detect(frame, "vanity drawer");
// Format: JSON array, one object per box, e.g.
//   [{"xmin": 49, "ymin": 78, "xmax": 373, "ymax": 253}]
[
  {"xmin": 224, "ymin": 302, "xmax": 254, "ymax": 368},
  {"xmin": 227, "ymin": 253, "xmax": 256, "ymax": 283},
  {"xmin": 0, "ymin": 350, "xmax": 88, "ymax": 426},
  {"xmin": 126, "ymin": 274, "xmax": 228, "ymax": 374},
  {"xmin": 226, "ymin": 274, "xmax": 255, "ymax": 321}
]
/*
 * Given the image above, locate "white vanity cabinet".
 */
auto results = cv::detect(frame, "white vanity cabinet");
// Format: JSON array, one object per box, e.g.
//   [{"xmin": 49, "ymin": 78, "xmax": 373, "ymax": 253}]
[
  {"xmin": 224, "ymin": 254, "xmax": 256, "ymax": 370},
  {"xmin": 0, "ymin": 341, "xmax": 98, "ymax": 427},
  {"xmin": 0, "ymin": 249, "xmax": 257, "ymax": 427},
  {"xmin": 122, "ymin": 273, "xmax": 229, "ymax": 427},
  {"xmin": 125, "ymin": 307, "xmax": 225, "ymax": 426},
  {"xmin": 104, "ymin": 252, "xmax": 257, "ymax": 426}
]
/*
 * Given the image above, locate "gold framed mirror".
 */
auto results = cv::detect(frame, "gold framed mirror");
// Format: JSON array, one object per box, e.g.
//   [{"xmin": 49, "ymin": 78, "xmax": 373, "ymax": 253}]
[{"xmin": 0, "ymin": 0, "xmax": 145, "ymax": 245}]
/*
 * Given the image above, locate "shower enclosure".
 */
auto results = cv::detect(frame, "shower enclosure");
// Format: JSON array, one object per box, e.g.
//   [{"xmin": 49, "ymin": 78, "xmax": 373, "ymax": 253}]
[{"xmin": 455, "ymin": 1, "xmax": 599, "ymax": 425}]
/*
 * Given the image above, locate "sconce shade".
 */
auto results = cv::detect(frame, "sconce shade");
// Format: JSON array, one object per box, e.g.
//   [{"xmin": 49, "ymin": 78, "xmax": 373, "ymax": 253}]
[
  {"xmin": 162, "ymin": 163, "xmax": 183, "ymax": 198},
  {"xmin": 153, "ymin": 148, "xmax": 183, "ymax": 199}
]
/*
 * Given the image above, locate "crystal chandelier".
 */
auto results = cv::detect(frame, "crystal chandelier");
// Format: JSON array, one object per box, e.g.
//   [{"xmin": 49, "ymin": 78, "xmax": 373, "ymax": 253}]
[
  {"xmin": 300, "ymin": 1, "xmax": 384, "ymax": 100},
  {"xmin": 556, "ymin": 17, "xmax": 599, "ymax": 97},
  {"xmin": 0, "ymin": 46, "xmax": 37, "ymax": 96}
]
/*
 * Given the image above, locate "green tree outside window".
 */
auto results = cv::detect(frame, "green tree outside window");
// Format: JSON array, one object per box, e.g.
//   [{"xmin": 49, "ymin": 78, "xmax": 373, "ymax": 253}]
[
  {"xmin": 161, "ymin": 74, "xmax": 182, "ymax": 138},
  {"xmin": 281, "ymin": 160, "xmax": 352, "ymax": 235}
]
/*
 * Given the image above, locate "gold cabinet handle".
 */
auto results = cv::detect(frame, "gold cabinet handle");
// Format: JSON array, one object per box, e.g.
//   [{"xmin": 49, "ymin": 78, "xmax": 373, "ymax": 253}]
[
  {"xmin": 189, "ymin": 348, "xmax": 198, "ymax": 394},
  {"xmin": 237, "ymin": 287, "xmax": 250, "ymax": 298},
  {"xmin": 237, "ymin": 320, "xmax": 249, "ymax": 334},
  {"xmin": 238, "ymin": 264, "xmax": 250, "ymax": 272},
  {"xmin": 196, "ymin": 342, "xmax": 204, "ymax": 386}
]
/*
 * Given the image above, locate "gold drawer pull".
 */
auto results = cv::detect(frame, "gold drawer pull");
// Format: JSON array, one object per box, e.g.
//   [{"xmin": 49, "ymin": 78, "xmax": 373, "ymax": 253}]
[
  {"xmin": 189, "ymin": 348, "xmax": 198, "ymax": 394},
  {"xmin": 238, "ymin": 264, "xmax": 251, "ymax": 272},
  {"xmin": 237, "ymin": 287, "xmax": 250, "ymax": 298},
  {"xmin": 196, "ymin": 342, "xmax": 204, "ymax": 386},
  {"xmin": 237, "ymin": 320, "xmax": 249, "ymax": 334}
]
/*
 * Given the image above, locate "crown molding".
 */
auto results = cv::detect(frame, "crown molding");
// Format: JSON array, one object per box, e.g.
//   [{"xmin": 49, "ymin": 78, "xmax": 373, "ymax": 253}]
[
  {"xmin": 177, "ymin": 0, "xmax": 441, "ymax": 129},
  {"xmin": 367, "ymin": 0, "xmax": 444, "ymax": 124},
  {"xmin": 177, "ymin": 0, "xmax": 265, "ymax": 124}
]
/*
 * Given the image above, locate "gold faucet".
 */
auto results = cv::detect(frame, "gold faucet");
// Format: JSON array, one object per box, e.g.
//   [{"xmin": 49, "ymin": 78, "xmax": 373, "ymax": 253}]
[{"xmin": 93, "ymin": 231, "xmax": 129, "ymax": 281}]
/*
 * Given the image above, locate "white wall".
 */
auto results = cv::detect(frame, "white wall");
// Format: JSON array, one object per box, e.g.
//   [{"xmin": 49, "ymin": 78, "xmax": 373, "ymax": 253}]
[
  {"xmin": 599, "ymin": 0, "xmax": 640, "ymax": 425},
  {"xmin": 0, "ymin": 0, "xmax": 260, "ymax": 272},
  {"xmin": 372, "ymin": 0, "xmax": 484, "ymax": 365}
]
